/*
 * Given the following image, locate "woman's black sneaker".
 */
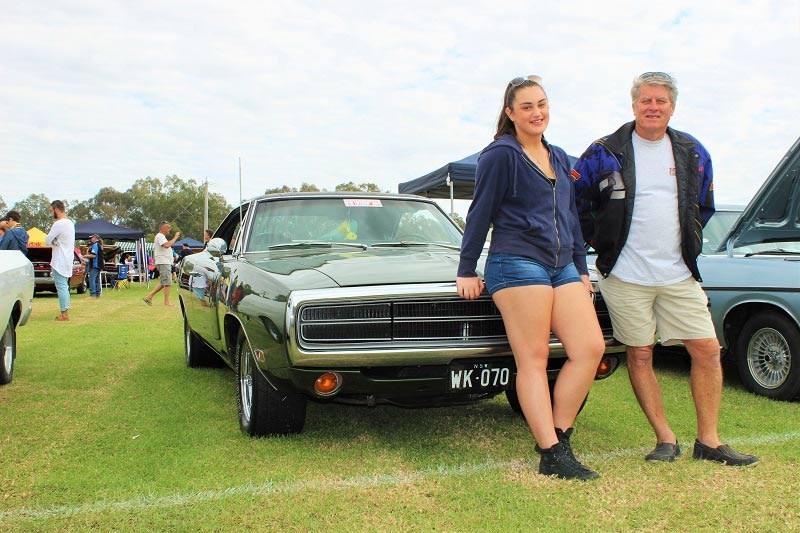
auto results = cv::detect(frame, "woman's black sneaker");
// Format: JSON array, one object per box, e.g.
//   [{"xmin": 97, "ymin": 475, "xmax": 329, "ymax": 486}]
[
  {"xmin": 539, "ymin": 441, "xmax": 599, "ymax": 481},
  {"xmin": 692, "ymin": 440, "xmax": 759, "ymax": 466}
]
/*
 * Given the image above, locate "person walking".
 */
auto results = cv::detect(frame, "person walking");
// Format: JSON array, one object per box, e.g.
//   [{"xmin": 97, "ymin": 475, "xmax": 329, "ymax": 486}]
[
  {"xmin": 143, "ymin": 222, "xmax": 180, "ymax": 307},
  {"xmin": 84, "ymin": 234, "xmax": 105, "ymax": 298},
  {"xmin": 573, "ymin": 72, "xmax": 758, "ymax": 466},
  {"xmin": 45, "ymin": 200, "xmax": 75, "ymax": 321},
  {"xmin": 0, "ymin": 210, "xmax": 29, "ymax": 255},
  {"xmin": 457, "ymin": 75, "xmax": 605, "ymax": 480}
]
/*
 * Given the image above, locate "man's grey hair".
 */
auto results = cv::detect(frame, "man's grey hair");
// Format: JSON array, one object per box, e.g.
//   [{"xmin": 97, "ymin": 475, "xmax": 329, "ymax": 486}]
[{"xmin": 631, "ymin": 71, "xmax": 678, "ymax": 104}]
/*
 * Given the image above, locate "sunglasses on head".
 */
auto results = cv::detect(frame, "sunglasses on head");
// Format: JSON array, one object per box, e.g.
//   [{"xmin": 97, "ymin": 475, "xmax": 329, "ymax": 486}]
[
  {"xmin": 639, "ymin": 71, "xmax": 673, "ymax": 82},
  {"xmin": 509, "ymin": 75, "xmax": 543, "ymax": 87}
]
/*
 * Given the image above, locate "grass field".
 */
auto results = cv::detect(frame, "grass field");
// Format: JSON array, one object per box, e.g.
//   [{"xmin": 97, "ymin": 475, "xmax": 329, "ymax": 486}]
[{"xmin": 1, "ymin": 285, "xmax": 798, "ymax": 531}]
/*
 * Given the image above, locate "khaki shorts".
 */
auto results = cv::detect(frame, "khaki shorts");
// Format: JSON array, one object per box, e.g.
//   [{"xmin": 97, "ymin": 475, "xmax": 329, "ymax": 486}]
[
  {"xmin": 157, "ymin": 264, "xmax": 173, "ymax": 286},
  {"xmin": 597, "ymin": 274, "xmax": 716, "ymax": 347}
]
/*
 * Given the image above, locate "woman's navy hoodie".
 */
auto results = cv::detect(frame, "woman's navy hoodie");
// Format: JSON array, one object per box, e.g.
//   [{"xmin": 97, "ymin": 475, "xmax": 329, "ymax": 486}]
[{"xmin": 458, "ymin": 134, "xmax": 587, "ymax": 278}]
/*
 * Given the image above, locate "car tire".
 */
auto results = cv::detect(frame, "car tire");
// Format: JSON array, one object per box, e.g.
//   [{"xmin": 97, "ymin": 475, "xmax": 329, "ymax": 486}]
[
  {"xmin": 0, "ymin": 317, "xmax": 16, "ymax": 386},
  {"xmin": 235, "ymin": 330, "xmax": 306, "ymax": 436},
  {"xmin": 505, "ymin": 381, "xmax": 588, "ymax": 416},
  {"xmin": 735, "ymin": 311, "xmax": 800, "ymax": 401},
  {"xmin": 183, "ymin": 316, "xmax": 219, "ymax": 368}
]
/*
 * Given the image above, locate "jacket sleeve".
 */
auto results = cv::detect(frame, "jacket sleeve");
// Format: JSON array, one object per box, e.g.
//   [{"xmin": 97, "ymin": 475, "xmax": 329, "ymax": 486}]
[
  {"xmin": 697, "ymin": 151, "xmax": 715, "ymax": 227},
  {"xmin": 457, "ymin": 148, "xmax": 511, "ymax": 277},
  {"xmin": 568, "ymin": 180, "xmax": 588, "ymax": 276},
  {"xmin": 572, "ymin": 144, "xmax": 603, "ymax": 246}
]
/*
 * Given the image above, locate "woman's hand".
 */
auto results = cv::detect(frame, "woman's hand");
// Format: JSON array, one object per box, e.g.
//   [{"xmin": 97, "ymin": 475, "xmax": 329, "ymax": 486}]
[{"xmin": 456, "ymin": 276, "xmax": 484, "ymax": 300}]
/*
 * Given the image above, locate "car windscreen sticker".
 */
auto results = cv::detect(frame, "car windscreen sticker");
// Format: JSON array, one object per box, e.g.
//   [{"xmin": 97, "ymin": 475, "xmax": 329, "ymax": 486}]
[{"xmin": 343, "ymin": 199, "xmax": 382, "ymax": 207}]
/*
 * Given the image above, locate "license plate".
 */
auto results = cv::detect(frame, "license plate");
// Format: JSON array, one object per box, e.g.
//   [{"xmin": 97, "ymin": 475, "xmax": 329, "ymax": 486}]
[{"xmin": 448, "ymin": 360, "xmax": 514, "ymax": 392}]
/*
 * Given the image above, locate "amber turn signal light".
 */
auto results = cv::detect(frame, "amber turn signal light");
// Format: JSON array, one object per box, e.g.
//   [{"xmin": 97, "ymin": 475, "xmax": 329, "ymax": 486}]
[
  {"xmin": 595, "ymin": 357, "xmax": 617, "ymax": 378},
  {"xmin": 314, "ymin": 372, "xmax": 342, "ymax": 396}
]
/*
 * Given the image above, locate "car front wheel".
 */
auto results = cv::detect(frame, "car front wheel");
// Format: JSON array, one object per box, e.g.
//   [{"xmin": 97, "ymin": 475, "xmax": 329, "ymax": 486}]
[
  {"xmin": 0, "ymin": 317, "xmax": 16, "ymax": 385},
  {"xmin": 735, "ymin": 311, "xmax": 800, "ymax": 401},
  {"xmin": 184, "ymin": 315, "xmax": 218, "ymax": 368},
  {"xmin": 235, "ymin": 330, "xmax": 306, "ymax": 436}
]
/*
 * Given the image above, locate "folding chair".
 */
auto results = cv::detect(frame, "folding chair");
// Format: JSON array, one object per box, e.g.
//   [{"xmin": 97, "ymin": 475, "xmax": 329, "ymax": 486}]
[{"xmin": 112, "ymin": 264, "xmax": 130, "ymax": 289}]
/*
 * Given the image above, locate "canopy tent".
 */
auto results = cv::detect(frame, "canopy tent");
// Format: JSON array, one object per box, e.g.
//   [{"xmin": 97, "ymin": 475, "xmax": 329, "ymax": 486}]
[
  {"xmin": 74, "ymin": 219, "xmax": 148, "ymax": 286},
  {"xmin": 74, "ymin": 219, "xmax": 144, "ymax": 240},
  {"xmin": 398, "ymin": 152, "xmax": 480, "ymax": 200},
  {"xmin": 26, "ymin": 227, "xmax": 48, "ymax": 247},
  {"xmin": 171, "ymin": 237, "xmax": 204, "ymax": 250},
  {"xmin": 398, "ymin": 151, "xmax": 579, "ymax": 205}
]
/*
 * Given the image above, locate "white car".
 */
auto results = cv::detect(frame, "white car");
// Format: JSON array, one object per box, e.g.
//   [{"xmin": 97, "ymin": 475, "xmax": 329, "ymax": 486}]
[{"xmin": 0, "ymin": 250, "xmax": 34, "ymax": 385}]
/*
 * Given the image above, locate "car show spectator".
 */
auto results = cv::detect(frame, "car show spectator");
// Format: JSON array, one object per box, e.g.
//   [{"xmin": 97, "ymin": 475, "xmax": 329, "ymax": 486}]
[
  {"xmin": 84, "ymin": 234, "xmax": 104, "ymax": 298},
  {"xmin": 45, "ymin": 200, "xmax": 75, "ymax": 321},
  {"xmin": 573, "ymin": 71, "xmax": 758, "ymax": 466},
  {"xmin": 0, "ymin": 210, "xmax": 29, "ymax": 255},
  {"xmin": 143, "ymin": 222, "xmax": 180, "ymax": 307}
]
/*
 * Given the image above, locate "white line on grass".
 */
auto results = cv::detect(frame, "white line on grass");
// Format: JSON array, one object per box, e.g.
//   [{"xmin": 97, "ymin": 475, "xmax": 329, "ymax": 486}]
[{"xmin": 2, "ymin": 431, "xmax": 797, "ymax": 522}]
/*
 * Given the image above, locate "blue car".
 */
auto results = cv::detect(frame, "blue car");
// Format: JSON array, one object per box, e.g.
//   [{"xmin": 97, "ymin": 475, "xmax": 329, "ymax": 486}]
[{"xmin": 700, "ymin": 137, "xmax": 800, "ymax": 401}]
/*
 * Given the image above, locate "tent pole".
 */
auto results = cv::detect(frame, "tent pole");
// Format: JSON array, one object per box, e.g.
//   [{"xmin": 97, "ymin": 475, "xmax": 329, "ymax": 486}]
[{"xmin": 447, "ymin": 173, "xmax": 454, "ymax": 214}]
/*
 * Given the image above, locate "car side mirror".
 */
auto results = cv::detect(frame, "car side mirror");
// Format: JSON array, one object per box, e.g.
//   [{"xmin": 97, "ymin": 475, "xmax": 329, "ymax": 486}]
[{"xmin": 207, "ymin": 238, "xmax": 227, "ymax": 257}]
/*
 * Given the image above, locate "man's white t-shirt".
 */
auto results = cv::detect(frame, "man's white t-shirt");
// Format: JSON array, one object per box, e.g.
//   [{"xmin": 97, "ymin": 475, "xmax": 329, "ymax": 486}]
[
  {"xmin": 46, "ymin": 218, "xmax": 76, "ymax": 278},
  {"xmin": 153, "ymin": 232, "xmax": 172, "ymax": 265},
  {"xmin": 611, "ymin": 131, "xmax": 691, "ymax": 286}
]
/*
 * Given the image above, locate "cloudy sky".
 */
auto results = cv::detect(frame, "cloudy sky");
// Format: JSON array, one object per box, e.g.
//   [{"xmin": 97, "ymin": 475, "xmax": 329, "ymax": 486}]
[{"xmin": 2, "ymin": 0, "xmax": 798, "ymax": 214}]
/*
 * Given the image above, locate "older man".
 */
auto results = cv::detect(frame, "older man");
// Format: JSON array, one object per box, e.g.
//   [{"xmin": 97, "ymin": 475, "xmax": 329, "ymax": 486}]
[
  {"xmin": 143, "ymin": 222, "xmax": 181, "ymax": 306},
  {"xmin": 573, "ymin": 72, "xmax": 757, "ymax": 466}
]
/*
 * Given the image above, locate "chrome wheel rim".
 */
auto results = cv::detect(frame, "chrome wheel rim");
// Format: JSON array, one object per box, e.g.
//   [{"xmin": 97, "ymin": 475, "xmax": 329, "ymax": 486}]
[
  {"xmin": 747, "ymin": 327, "xmax": 791, "ymax": 389},
  {"xmin": 239, "ymin": 344, "xmax": 253, "ymax": 425},
  {"xmin": 2, "ymin": 325, "xmax": 12, "ymax": 375}
]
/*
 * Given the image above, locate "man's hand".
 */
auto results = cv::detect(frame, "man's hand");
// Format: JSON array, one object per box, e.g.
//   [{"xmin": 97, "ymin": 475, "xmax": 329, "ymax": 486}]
[
  {"xmin": 581, "ymin": 274, "xmax": 595, "ymax": 299},
  {"xmin": 456, "ymin": 276, "xmax": 485, "ymax": 300}
]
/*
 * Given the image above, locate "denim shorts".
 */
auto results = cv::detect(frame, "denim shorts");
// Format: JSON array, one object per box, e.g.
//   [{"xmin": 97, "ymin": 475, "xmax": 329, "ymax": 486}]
[{"xmin": 484, "ymin": 253, "xmax": 581, "ymax": 295}]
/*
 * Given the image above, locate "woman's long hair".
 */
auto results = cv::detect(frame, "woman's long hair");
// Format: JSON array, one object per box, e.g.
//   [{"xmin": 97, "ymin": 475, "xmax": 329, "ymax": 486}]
[{"xmin": 494, "ymin": 79, "xmax": 546, "ymax": 140}]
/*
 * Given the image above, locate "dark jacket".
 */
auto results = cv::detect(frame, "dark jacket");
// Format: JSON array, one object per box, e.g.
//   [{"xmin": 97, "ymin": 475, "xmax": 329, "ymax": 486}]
[
  {"xmin": 573, "ymin": 121, "xmax": 715, "ymax": 280},
  {"xmin": 458, "ymin": 134, "xmax": 588, "ymax": 278},
  {"xmin": 0, "ymin": 226, "xmax": 29, "ymax": 255}
]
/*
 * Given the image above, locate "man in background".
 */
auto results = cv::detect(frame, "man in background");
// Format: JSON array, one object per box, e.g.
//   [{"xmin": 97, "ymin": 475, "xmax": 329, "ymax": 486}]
[
  {"xmin": 143, "ymin": 222, "xmax": 180, "ymax": 307},
  {"xmin": 0, "ymin": 210, "xmax": 29, "ymax": 255},
  {"xmin": 46, "ymin": 200, "xmax": 75, "ymax": 321},
  {"xmin": 84, "ymin": 233, "xmax": 104, "ymax": 299}
]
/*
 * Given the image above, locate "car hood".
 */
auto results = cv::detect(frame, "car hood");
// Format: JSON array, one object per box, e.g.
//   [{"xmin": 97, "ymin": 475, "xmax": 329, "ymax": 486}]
[
  {"xmin": 249, "ymin": 248, "xmax": 469, "ymax": 287},
  {"xmin": 718, "ymin": 137, "xmax": 800, "ymax": 252}
]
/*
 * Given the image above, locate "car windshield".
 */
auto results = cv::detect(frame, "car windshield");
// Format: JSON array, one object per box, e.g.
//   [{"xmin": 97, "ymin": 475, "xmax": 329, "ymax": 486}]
[
  {"xmin": 246, "ymin": 198, "xmax": 463, "ymax": 252},
  {"xmin": 704, "ymin": 208, "xmax": 800, "ymax": 255},
  {"xmin": 703, "ymin": 210, "xmax": 743, "ymax": 254}
]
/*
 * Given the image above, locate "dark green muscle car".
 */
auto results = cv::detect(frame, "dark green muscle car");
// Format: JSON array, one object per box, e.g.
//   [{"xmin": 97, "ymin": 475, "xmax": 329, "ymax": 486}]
[{"xmin": 179, "ymin": 193, "xmax": 624, "ymax": 436}]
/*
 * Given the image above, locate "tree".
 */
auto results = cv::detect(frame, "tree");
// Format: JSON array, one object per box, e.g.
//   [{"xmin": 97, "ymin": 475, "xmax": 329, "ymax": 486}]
[
  {"xmin": 125, "ymin": 175, "xmax": 230, "ymax": 240},
  {"xmin": 12, "ymin": 193, "xmax": 54, "ymax": 231},
  {"xmin": 264, "ymin": 182, "xmax": 321, "ymax": 194},
  {"xmin": 0, "ymin": 195, "xmax": 6, "ymax": 213},
  {"xmin": 335, "ymin": 182, "xmax": 383, "ymax": 192},
  {"xmin": 449, "ymin": 212, "xmax": 466, "ymax": 229}
]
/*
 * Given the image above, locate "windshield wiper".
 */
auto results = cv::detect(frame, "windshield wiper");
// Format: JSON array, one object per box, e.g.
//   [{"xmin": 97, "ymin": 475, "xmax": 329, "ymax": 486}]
[
  {"xmin": 744, "ymin": 248, "xmax": 800, "ymax": 257},
  {"xmin": 266, "ymin": 241, "xmax": 367, "ymax": 250},
  {"xmin": 370, "ymin": 241, "xmax": 461, "ymax": 251}
]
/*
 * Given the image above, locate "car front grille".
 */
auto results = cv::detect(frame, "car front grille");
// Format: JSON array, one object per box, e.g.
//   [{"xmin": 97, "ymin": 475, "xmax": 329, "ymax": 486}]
[
  {"xmin": 298, "ymin": 298, "xmax": 506, "ymax": 345},
  {"xmin": 296, "ymin": 294, "xmax": 614, "ymax": 348}
]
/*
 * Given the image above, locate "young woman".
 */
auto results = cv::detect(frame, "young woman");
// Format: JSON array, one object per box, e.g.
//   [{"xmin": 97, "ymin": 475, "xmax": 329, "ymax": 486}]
[{"xmin": 457, "ymin": 75, "xmax": 605, "ymax": 480}]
